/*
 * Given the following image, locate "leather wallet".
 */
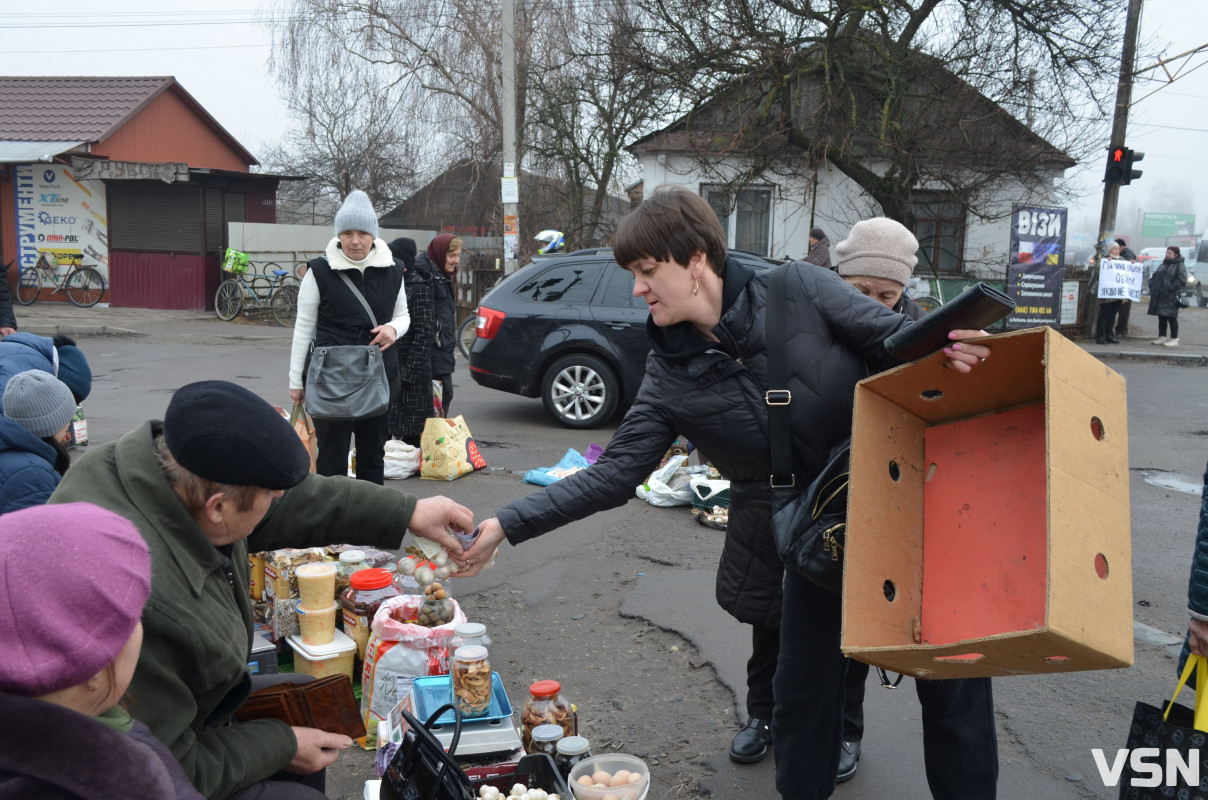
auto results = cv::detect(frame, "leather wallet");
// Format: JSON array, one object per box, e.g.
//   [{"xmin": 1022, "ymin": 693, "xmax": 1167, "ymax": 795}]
[
  {"xmin": 235, "ymin": 675, "xmax": 366, "ymax": 740},
  {"xmin": 884, "ymin": 282, "xmax": 1015, "ymax": 361}
]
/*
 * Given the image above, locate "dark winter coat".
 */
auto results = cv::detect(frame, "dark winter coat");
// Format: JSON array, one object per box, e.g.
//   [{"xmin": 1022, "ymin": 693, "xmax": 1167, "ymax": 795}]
[
  {"xmin": 305, "ymin": 255, "xmax": 404, "ymax": 396},
  {"xmin": 804, "ymin": 236, "xmax": 833, "ymax": 270},
  {"xmin": 414, "ymin": 251, "xmax": 458, "ymax": 376},
  {"xmin": 0, "ymin": 692, "xmax": 205, "ymax": 800},
  {"xmin": 0, "ymin": 262, "xmax": 15, "ymax": 332},
  {"xmin": 0, "ymin": 415, "xmax": 61, "ymax": 513},
  {"xmin": 0, "ymin": 331, "xmax": 56, "ymax": 410},
  {"xmin": 1179, "ymin": 460, "xmax": 1208, "ymax": 674},
  {"xmin": 1146, "ymin": 256, "xmax": 1187, "ymax": 318},
  {"xmin": 389, "ymin": 265, "xmax": 437, "ymax": 444},
  {"xmin": 498, "ymin": 259, "xmax": 910, "ymax": 626}
]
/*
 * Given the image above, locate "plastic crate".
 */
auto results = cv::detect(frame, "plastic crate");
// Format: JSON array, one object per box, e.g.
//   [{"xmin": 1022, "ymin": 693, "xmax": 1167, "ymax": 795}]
[
  {"xmin": 690, "ymin": 485, "xmax": 730, "ymax": 513},
  {"xmin": 465, "ymin": 754, "xmax": 570, "ymax": 797}
]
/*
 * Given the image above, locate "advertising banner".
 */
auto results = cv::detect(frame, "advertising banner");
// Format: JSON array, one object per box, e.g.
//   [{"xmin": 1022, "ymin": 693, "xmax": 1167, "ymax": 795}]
[
  {"xmin": 13, "ymin": 164, "xmax": 109, "ymax": 280},
  {"xmin": 1005, "ymin": 205, "xmax": 1067, "ymax": 328},
  {"xmin": 1097, "ymin": 259, "xmax": 1142, "ymax": 302},
  {"xmin": 1141, "ymin": 212, "xmax": 1196, "ymax": 238}
]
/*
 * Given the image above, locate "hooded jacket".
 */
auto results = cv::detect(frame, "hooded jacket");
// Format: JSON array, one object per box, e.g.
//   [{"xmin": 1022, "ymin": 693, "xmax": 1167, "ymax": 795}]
[
  {"xmin": 498, "ymin": 259, "xmax": 910, "ymax": 625},
  {"xmin": 50, "ymin": 422, "xmax": 419, "ymax": 800},
  {"xmin": 0, "ymin": 416, "xmax": 61, "ymax": 514},
  {"xmin": 413, "ymin": 251, "xmax": 458, "ymax": 376},
  {"xmin": 1147, "ymin": 256, "xmax": 1188, "ymax": 318},
  {"xmin": 0, "ymin": 331, "xmax": 56, "ymax": 410}
]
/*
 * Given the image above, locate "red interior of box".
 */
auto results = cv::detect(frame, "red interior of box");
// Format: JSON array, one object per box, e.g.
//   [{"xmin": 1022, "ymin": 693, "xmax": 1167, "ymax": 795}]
[{"xmin": 920, "ymin": 403, "xmax": 1048, "ymax": 646}]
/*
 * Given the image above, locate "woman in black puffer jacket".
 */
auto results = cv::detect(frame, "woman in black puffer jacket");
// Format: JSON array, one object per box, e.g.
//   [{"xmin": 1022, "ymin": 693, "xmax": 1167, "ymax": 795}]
[
  {"xmin": 1147, "ymin": 246, "xmax": 1188, "ymax": 347},
  {"xmin": 459, "ymin": 187, "xmax": 996, "ymax": 800}
]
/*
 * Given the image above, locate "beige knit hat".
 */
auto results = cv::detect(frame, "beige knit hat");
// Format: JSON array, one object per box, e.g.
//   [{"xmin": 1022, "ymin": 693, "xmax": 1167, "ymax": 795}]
[{"xmin": 836, "ymin": 217, "xmax": 919, "ymax": 287}]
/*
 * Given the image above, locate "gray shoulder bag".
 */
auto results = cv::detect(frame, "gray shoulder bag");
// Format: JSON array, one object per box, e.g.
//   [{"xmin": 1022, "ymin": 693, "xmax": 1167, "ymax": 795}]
[{"xmin": 304, "ymin": 272, "xmax": 391, "ymax": 421}]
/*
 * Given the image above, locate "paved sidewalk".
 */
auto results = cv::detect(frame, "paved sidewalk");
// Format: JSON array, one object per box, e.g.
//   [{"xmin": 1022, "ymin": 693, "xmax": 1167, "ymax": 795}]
[{"xmin": 9, "ymin": 297, "xmax": 1208, "ymax": 365}]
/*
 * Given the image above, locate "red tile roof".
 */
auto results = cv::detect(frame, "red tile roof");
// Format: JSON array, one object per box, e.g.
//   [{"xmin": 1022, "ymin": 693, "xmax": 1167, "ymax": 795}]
[{"xmin": 0, "ymin": 76, "xmax": 174, "ymax": 142}]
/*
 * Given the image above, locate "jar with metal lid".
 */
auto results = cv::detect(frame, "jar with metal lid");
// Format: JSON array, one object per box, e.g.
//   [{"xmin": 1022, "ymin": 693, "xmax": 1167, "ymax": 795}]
[
  {"xmin": 554, "ymin": 735, "xmax": 591, "ymax": 780},
  {"xmin": 527, "ymin": 723, "xmax": 564, "ymax": 757},
  {"xmin": 339, "ymin": 568, "xmax": 401, "ymax": 660},
  {"xmin": 520, "ymin": 680, "xmax": 573, "ymax": 751},
  {"xmin": 451, "ymin": 645, "xmax": 493, "ymax": 718},
  {"xmin": 450, "ymin": 622, "xmax": 491, "ymax": 654}
]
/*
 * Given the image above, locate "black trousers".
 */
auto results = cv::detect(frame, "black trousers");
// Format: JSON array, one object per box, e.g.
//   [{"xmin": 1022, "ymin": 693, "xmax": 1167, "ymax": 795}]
[
  {"xmin": 1115, "ymin": 300, "xmax": 1132, "ymax": 333},
  {"xmin": 772, "ymin": 570, "xmax": 998, "ymax": 799},
  {"xmin": 437, "ymin": 373, "xmax": 454, "ymax": 416},
  {"xmin": 314, "ymin": 414, "xmax": 388, "ymax": 485},
  {"xmin": 746, "ymin": 623, "xmax": 779, "ymax": 720},
  {"xmin": 1096, "ymin": 300, "xmax": 1123, "ymax": 341},
  {"xmin": 227, "ymin": 674, "xmax": 328, "ymax": 800},
  {"xmin": 1159, "ymin": 315, "xmax": 1180, "ymax": 338},
  {"xmin": 843, "ymin": 659, "xmax": 870, "ymax": 742}
]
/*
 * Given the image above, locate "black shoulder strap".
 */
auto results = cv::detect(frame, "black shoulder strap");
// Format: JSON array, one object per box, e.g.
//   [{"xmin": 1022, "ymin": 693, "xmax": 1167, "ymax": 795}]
[
  {"xmin": 767, "ymin": 265, "xmax": 795, "ymax": 487},
  {"xmin": 337, "ymin": 271, "xmax": 381, "ymax": 327}
]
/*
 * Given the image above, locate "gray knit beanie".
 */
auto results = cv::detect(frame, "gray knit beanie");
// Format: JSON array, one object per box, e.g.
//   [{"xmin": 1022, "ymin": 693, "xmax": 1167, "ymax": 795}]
[
  {"xmin": 3, "ymin": 370, "xmax": 76, "ymax": 439},
  {"xmin": 836, "ymin": 217, "xmax": 918, "ymax": 287},
  {"xmin": 334, "ymin": 190, "xmax": 379, "ymax": 238}
]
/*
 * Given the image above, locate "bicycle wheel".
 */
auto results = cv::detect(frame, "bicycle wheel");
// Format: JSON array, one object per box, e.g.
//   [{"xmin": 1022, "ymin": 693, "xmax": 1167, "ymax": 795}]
[
  {"xmin": 15, "ymin": 268, "xmax": 41, "ymax": 305},
  {"xmin": 215, "ymin": 279, "xmax": 244, "ymax": 320},
  {"xmin": 456, "ymin": 314, "xmax": 477, "ymax": 358},
  {"xmin": 270, "ymin": 283, "xmax": 299, "ymax": 328},
  {"xmin": 66, "ymin": 267, "xmax": 105, "ymax": 307},
  {"xmin": 914, "ymin": 295, "xmax": 942, "ymax": 314}
]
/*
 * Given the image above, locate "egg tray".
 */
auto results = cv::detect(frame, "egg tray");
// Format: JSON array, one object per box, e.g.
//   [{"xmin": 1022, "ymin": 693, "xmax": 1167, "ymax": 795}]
[{"xmin": 465, "ymin": 754, "xmax": 571, "ymax": 797}]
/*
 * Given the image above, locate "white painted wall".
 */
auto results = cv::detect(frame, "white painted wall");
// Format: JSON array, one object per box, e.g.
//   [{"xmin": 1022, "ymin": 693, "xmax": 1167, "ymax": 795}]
[{"xmin": 227, "ymin": 222, "xmax": 435, "ymax": 268}]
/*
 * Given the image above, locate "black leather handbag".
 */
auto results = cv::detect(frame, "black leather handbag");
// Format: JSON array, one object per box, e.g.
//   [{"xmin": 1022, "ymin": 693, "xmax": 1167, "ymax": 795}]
[
  {"xmin": 381, "ymin": 703, "xmax": 475, "ymax": 800},
  {"xmin": 765, "ymin": 264, "xmax": 850, "ymax": 595},
  {"xmin": 304, "ymin": 272, "xmax": 391, "ymax": 421}
]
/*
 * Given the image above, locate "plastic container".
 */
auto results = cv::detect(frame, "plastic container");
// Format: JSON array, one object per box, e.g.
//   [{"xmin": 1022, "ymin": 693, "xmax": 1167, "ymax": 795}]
[
  {"xmin": 521, "ymin": 680, "xmax": 574, "ymax": 751},
  {"xmin": 450, "ymin": 645, "xmax": 492, "ymax": 718},
  {"xmin": 295, "ymin": 600, "xmax": 337, "ymax": 646},
  {"xmin": 340, "ymin": 568, "xmax": 402, "ymax": 659},
  {"xmin": 294, "ymin": 562, "xmax": 337, "ymax": 609},
  {"xmin": 337, "ymin": 550, "xmax": 369, "ymax": 588},
  {"xmin": 465, "ymin": 753, "xmax": 571, "ymax": 798},
  {"xmin": 555, "ymin": 736, "xmax": 592, "ymax": 782},
  {"xmin": 567, "ymin": 754, "xmax": 649, "ymax": 800},
  {"xmin": 287, "ymin": 628, "xmax": 356, "ymax": 681},
  {"xmin": 527, "ymin": 723, "xmax": 564, "ymax": 757}
]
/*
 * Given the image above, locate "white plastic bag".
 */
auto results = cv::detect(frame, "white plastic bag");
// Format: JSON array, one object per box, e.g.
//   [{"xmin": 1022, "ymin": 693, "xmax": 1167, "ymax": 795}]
[
  {"xmin": 383, "ymin": 440, "xmax": 421, "ymax": 480},
  {"xmin": 689, "ymin": 474, "xmax": 730, "ymax": 505},
  {"xmin": 636, "ymin": 454, "xmax": 701, "ymax": 507}
]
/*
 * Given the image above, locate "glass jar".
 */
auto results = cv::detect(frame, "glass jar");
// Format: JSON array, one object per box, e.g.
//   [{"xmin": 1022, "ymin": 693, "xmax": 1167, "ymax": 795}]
[
  {"xmin": 554, "ymin": 736, "xmax": 592, "ymax": 781},
  {"xmin": 520, "ymin": 680, "xmax": 574, "ymax": 751},
  {"xmin": 337, "ymin": 550, "xmax": 368, "ymax": 590},
  {"xmin": 450, "ymin": 622, "xmax": 491, "ymax": 654},
  {"xmin": 451, "ymin": 645, "xmax": 493, "ymax": 718},
  {"xmin": 339, "ymin": 568, "xmax": 401, "ymax": 660},
  {"xmin": 527, "ymin": 723, "xmax": 564, "ymax": 757}
]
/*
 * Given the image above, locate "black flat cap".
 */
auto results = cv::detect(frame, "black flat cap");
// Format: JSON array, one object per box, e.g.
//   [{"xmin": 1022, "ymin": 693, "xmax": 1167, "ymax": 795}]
[{"xmin": 164, "ymin": 381, "xmax": 310, "ymax": 490}]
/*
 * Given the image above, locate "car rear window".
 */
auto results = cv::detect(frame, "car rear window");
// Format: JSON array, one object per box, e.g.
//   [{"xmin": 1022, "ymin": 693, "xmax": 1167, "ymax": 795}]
[{"xmin": 514, "ymin": 262, "xmax": 601, "ymax": 304}]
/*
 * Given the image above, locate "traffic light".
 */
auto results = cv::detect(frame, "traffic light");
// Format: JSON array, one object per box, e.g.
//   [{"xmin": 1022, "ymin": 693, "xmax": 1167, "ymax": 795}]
[{"xmin": 1103, "ymin": 146, "xmax": 1144, "ymax": 185}]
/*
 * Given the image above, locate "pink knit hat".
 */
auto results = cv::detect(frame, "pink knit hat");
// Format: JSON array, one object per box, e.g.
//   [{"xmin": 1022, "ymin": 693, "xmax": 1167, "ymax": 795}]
[{"xmin": 0, "ymin": 503, "xmax": 151, "ymax": 697}]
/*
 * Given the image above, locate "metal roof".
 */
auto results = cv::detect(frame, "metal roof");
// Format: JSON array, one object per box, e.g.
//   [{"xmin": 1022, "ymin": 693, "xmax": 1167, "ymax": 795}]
[{"xmin": 0, "ymin": 140, "xmax": 86, "ymax": 163}]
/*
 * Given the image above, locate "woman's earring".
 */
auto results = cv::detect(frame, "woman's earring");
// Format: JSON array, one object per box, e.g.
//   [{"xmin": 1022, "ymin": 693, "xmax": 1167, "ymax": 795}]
[{"xmin": 692, "ymin": 278, "xmax": 699, "ymax": 296}]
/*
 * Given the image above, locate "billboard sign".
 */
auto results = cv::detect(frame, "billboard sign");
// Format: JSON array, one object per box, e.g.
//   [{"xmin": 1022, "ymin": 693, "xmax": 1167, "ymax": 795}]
[
  {"xmin": 1141, "ymin": 213, "xmax": 1196, "ymax": 238},
  {"xmin": 1005, "ymin": 205, "xmax": 1067, "ymax": 328},
  {"xmin": 13, "ymin": 164, "xmax": 109, "ymax": 279}
]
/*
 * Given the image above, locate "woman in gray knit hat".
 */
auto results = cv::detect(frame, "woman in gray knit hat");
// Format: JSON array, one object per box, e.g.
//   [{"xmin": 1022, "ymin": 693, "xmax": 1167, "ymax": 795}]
[
  {"xmin": 0, "ymin": 369, "xmax": 76, "ymax": 512},
  {"xmin": 287, "ymin": 190, "xmax": 411, "ymax": 484}
]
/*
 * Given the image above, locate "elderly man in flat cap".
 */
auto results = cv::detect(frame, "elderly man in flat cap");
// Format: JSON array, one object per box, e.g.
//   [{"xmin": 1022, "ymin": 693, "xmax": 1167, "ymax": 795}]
[{"xmin": 51, "ymin": 380, "xmax": 473, "ymax": 800}]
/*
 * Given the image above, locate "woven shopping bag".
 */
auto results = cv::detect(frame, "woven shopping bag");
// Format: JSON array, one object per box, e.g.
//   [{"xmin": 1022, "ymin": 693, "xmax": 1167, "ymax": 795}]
[{"xmin": 1117, "ymin": 654, "xmax": 1208, "ymax": 798}]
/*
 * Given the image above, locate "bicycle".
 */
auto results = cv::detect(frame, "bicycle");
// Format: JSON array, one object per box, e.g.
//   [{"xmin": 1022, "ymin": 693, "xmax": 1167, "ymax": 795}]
[
  {"xmin": 15, "ymin": 252, "xmax": 106, "ymax": 307},
  {"xmin": 214, "ymin": 254, "xmax": 298, "ymax": 327}
]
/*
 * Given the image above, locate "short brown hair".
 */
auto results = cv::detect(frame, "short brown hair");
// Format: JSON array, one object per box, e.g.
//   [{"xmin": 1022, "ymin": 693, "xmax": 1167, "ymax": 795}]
[
  {"xmin": 614, "ymin": 185, "xmax": 727, "ymax": 276},
  {"xmin": 154, "ymin": 434, "xmax": 261, "ymax": 518}
]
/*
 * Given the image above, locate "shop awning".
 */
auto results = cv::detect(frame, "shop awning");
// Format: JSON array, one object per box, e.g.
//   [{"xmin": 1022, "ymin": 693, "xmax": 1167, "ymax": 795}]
[{"xmin": 0, "ymin": 140, "xmax": 85, "ymax": 163}]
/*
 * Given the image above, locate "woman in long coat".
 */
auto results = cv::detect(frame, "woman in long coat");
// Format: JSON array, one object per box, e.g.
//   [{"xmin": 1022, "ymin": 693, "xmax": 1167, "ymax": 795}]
[{"xmin": 1147, "ymin": 246, "xmax": 1188, "ymax": 347}]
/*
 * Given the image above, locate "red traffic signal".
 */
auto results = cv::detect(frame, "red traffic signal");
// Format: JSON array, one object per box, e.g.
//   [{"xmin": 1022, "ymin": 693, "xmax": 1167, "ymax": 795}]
[{"xmin": 1104, "ymin": 145, "xmax": 1143, "ymax": 185}]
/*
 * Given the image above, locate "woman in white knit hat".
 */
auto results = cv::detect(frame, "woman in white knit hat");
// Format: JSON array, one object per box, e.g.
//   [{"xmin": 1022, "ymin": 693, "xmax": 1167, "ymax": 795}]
[
  {"xmin": 287, "ymin": 190, "xmax": 411, "ymax": 484},
  {"xmin": 0, "ymin": 369, "xmax": 76, "ymax": 513}
]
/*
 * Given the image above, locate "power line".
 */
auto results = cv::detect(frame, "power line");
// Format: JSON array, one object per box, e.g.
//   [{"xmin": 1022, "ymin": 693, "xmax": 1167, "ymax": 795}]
[{"xmin": 0, "ymin": 42, "xmax": 271, "ymax": 54}]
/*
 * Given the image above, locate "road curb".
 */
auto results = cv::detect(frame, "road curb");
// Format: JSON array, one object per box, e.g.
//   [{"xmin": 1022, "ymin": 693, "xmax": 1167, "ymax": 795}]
[{"xmin": 1090, "ymin": 349, "xmax": 1208, "ymax": 367}]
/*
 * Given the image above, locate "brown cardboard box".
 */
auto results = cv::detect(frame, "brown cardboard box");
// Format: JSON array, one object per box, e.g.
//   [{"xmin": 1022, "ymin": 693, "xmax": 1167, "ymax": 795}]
[{"xmin": 842, "ymin": 327, "xmax": 1133, "ymax": 679}]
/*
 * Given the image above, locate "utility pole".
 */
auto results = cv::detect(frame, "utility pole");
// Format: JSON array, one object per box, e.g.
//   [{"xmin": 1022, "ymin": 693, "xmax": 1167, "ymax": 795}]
[
  {"xmin": 501, "ymin": 0, "xmax": 519, "ymax": 274},
  {"xmin": 1085, "ymin": 0, "xmax": 1142, "ymax": 338}
]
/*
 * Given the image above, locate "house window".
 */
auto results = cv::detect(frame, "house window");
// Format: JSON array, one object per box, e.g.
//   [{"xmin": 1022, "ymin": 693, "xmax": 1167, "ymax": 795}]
[
  {"xmin": 703, "ymin": 185, "xmax": 773, "ymax": 256},
  {"xmin": 913, "ymin": 194, "xmax": 965, "ymax": 273}
]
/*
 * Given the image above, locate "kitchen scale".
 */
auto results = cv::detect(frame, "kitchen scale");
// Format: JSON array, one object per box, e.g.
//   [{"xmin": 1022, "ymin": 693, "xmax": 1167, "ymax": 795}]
[{"xmin": 385, "ymin": 674, "xmax": 523, "ymax": 757}]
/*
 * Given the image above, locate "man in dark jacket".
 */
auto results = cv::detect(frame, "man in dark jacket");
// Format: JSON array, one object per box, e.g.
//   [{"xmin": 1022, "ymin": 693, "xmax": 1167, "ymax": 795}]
[
  {"xmin": 51, "ymin": 380, "xmax": 473, "ymax": 800},
  {"xmin": 0, "ymin": 261, "xmax": 16, "ymax": 337},
  {"xmin": 803, "ymin": 227, "xmax": 833, "ymax": 270},
  {"xmin": 1114, "ymin": 238, "xmax": 1137, "ymax": 336}
]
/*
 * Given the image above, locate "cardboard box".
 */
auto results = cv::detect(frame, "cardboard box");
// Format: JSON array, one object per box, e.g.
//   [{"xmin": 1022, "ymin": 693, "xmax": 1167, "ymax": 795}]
[{"xmin": 842, "ymin": 327, "xmax": 1133, "ymax": 678}]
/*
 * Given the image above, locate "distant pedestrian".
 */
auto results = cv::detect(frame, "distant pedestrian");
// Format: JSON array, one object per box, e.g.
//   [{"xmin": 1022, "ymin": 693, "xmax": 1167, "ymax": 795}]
[
  {"xmin": 0, "ymin": 261, "xmax": 16, "ymax": 338},
  {"xmin": 387, "ymin": 237, "xmax": 436, "ymax": 447},
  {"xmin": 1095, "ymin": 241, "xmax": 1124, "ymax": 345},
  {"xmin": 1114, "ymin": 238, "xmax": 1137, "ymax": 336},
  {"xmin": 413, "ymin": 234, "xmax": 461, "ymax": 415},
  {"xmin": 803, "ymin": 227, "xmax": 833, "ymax": 270},
  {"xmin": 1147, "ymin": 246, "xmax": 1187, "ymax": 348}
]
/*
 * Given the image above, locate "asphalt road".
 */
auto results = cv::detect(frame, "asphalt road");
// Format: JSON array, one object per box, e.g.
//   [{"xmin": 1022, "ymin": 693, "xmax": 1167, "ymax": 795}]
[{"xmin": 34, "ymin": 308, "xmax": 1208, "ymax": 800}]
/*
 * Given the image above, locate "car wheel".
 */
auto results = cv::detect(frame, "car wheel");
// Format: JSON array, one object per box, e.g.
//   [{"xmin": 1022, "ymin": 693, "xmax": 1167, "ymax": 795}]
[{"xmin": 541, "ymin": 354, "xmax": 619, "ymax": 429}]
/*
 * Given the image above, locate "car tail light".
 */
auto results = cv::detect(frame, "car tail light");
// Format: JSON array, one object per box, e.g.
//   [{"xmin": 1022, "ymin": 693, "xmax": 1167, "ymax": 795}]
[{"xmin": 475, "ymin": 306, "xmax": 506, "ymax": 340}]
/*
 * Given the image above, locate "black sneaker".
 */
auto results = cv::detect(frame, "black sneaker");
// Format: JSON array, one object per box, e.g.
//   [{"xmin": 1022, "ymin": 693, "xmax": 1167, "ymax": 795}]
[
  {"xmin": 729, "ymin": 718, "xmax": 772, "ymax": 764},
  {"xmin": 837, "ymin": 740, "xmax": 861, "ymax": 783}
]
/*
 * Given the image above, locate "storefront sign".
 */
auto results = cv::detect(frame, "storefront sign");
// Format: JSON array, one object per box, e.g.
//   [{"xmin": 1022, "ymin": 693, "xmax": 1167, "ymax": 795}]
[
  {"xmin": 1141, "ymin": 212, "xmax": 1196, "ymax": 238},
  {"xmin": 70, "ymin": 157, "xmax": 187, "ymax": 184},
  {"xmin": 1005, "ymin": 205, "xmax": 1067, "ymax": 328},
  {"xmin": 13, "ymin": 164, "xmax": 109, "ymax": 276}
]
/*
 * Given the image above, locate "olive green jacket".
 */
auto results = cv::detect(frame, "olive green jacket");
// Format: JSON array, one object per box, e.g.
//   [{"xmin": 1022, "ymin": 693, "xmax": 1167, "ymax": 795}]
[{"xmin": 50, "ymin": 422, "xmax": 416, "ymax": 800}]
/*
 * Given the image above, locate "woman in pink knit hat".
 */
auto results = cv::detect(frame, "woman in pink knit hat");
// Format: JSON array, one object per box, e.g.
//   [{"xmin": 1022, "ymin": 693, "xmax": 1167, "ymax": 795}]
[{"xmin": 0, "ymin": 502, "xmax": 204, "ymax": 799}]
